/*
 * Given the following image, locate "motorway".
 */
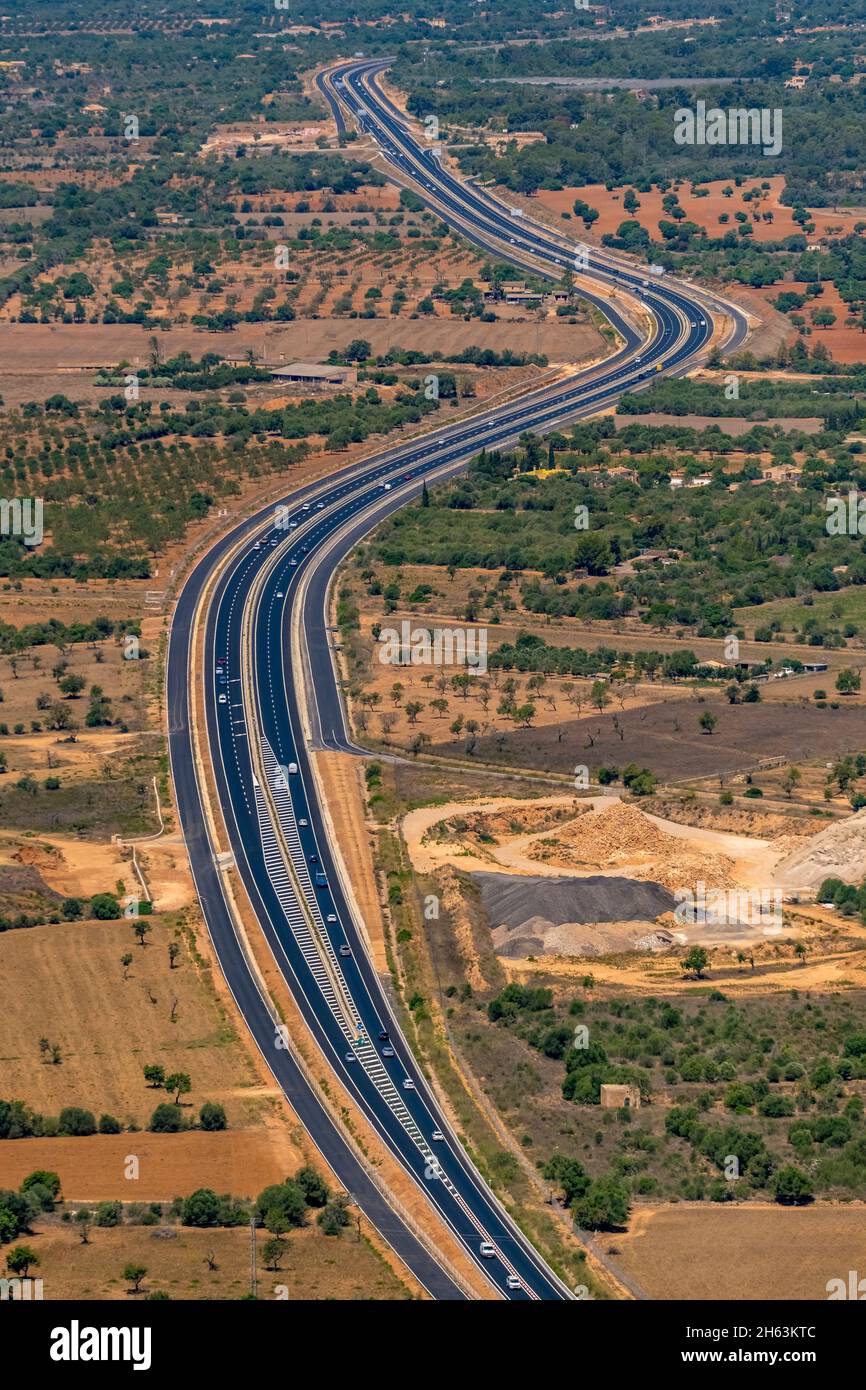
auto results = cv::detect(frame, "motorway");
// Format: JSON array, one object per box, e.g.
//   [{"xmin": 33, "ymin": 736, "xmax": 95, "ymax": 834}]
[{"xmin": 167, "ymin": 59, "xmax": 749, "ymax": 1300}]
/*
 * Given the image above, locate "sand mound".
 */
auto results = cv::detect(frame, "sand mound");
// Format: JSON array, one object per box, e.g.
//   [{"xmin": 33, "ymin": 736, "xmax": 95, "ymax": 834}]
[
  {"xmin": 775, "ymin": 809, "xmax": 866, "ymax": 893},
  {"xmin": 527, "ymin": 801, "xmax": 736, "ymax": 891}
]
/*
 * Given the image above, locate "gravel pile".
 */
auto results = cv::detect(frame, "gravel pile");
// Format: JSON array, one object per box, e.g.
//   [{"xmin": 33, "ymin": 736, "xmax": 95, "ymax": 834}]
[{"xmin": 474, "ymin": 871, "xmax": 676, "ymax": 957}]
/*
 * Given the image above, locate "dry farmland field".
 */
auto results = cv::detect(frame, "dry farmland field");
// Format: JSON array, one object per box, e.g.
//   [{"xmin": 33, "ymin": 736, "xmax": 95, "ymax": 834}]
[
  {"xmin": 428, "ymin": 696, "xmax": 866, "ymax": 782},
  {"xmin": 0, "ymin": 916, "xmax": 263, "ymax": 1129},
  {"xmin": 4, "ymin": 1221, "xmax": 410, "ymax": 1302},
  {"xmin": 611, "ymin": 1203, "xmax": 866, "ymax": 1300}
]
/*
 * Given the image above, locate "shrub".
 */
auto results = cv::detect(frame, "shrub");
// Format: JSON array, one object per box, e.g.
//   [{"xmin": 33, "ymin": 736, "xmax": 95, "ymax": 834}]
[
  {"xmin": 149, "ymin": 1103, "xmax": 183, "ymax": 1133},
  {"xmin": 58, "ymin": 1106, "xmax": 96, "ymax": 1137},
  {"xmin": 199, "ymin": 1101, "xmax": 227, "ymax": 1132}
]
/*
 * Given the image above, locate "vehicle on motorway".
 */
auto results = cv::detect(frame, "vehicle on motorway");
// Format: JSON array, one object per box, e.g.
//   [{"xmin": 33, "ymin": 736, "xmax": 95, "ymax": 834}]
[
  {"xmin": 326, "ymin": 912, "xmax": 337, "ymax": 923},
  {"xmin": 314, "ymin": 870, "xmax": 327, "ymax": 886},
  {"xmin": 302, "ymin": 502, "xmax": 311, "ymax": 511},
  {"xmin": 432, "ymin": 1129, "xmax": 445, "ymax": 1141},
  {"xmin": 290, "ymin": 559, "xmax": 298, "ymax": 567},
  {"xmin": 507, "ymin": 1275, "xmax": 522, "ymax": 1290},
  {"xmin": 275, "ymin": 591, "xmax": 283, "ymax": 599},
  {"xmin": 480, "ymin": 1242, "xmax": 496, "ymax": 1259},
  {"xmin": 309, "ymin": 852, "xmax": 319, "ymax": 864},
  {"xmin": 218, "ymin": 693, "xmax": 227, "ymax": 704},
  {"xmin": 316, "ymin": 502, "xmax": 325, "ymax": 510},
  {"xmin": 378, "ymin": 1029, "xmax": 389, "ymax": 1041},
  {"xmin": 382, "ymin": 1045, "xmax": 395, "ymax": 1057},
  {"xmin": 339, "ymin": 944, "xmax": 351, "ymax": 957},
  {"xmin": 402, "ymin": 1078, "xmax": 415, "ymax": 1091},
  {"xmin": 298, "ymin": 817, "xmax": 308, "ymax": 827},
  {"xmin": 382, "ymin": 482, "xmax": 392, "ymax": 490},
  {"xmin": 287, "ymin": 761, "xmax": 298, "ymax": 774},
  {"xmin": 344, "ymin": 1051, "xmax": 358, "ymax": 1063}
]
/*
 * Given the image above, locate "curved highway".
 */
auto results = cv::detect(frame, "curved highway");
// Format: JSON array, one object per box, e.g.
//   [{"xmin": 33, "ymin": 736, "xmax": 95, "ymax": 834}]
[{"xmin": 167, "ymin": 59, "xmax": 750, "ymax": 1300}]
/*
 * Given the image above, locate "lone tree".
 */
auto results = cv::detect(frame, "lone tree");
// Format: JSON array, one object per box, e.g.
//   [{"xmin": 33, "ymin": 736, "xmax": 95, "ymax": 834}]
[
  {"xmin": 683, "ymin": 946, "xmax": 709, "ymax": 979},
  {"xmin": 143, "ymin": 1064, "xmax": 165, "ymax": 1089},
  {"xmin": 263, "ymin": 1236, "xmax": 287, "ymax": 1271},
  {"xmin": 168, "ymin": 942, "xmax": 180, "ymax": 970},
  {"xmin": 699, "ymin": 711, "xmax": 718, "ymax": 735},
  {"xmin": 836, "ymin": 668, "xmax": 861, "ymax": 695},
  {"xmin": 132, "ymin": 920, "xmax": 151, "ymax": 947},
  {"xmin": 165, "ymin": 1072, "xmax": 191, "ymax": 1104},
  {"xmin": 122, "ymin": 1263, "xmax": 148, "ymax": 1294},
  {"xmin": 5, "ymin": 1246, "xmax": 39, "ymax": 1278}
]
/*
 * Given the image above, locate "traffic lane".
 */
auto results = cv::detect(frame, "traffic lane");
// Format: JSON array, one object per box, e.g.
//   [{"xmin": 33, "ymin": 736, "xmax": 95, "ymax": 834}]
[
  {"xmin": 251, "ymin": 549, "xmax": 563, "ymax": 1300},
  {"xmin": 167, "ymin": 572, "xmax": 466, "ymax": 1301},
  {"xmin": 212, "ymin": 558, "xmax": 548, "ymax": 1299}
]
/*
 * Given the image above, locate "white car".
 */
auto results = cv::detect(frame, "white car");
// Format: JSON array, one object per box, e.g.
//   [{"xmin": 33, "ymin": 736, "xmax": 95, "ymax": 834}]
[
  {"xmin": 326, "ymin": 913, "xmax": 337, "ymax": 923},
  {"xmin": 402, "ymin": 1078, "xmax": 415, "ymax": 1091},
  {"xmin": 287, "ymin": 761, "xmax": 298, "ymax": 774},
  {"xmin": 302, "ymin": 502, "xmax": 311, "ymax": 511},
  {"xmin": 218, "ymin": 693, "xmax": 227, "ymax": 704},
  {"xmin": 506, "ymin": 1275, "xmax": 522, "ymax": 1291},
  {"xmin": 383, "ymin": 483, "xmax": 392, "ymax": 491},
  {"xmin": 480, "ymin": 1242, "xmax": 496, "ymax": 1259},
  {"xmin": 316, "ymin": 502, "xmax": 325, "ymax": 510},
  {"xmin": 431, "ymin": 1129, "xmax": 444, "ymax": 1142},
  {"xmin": 298, "ymin": 817, "xmax": 308, "ymax": 827},
  {"xmin": 275, "ymin": 591, "xmax": 283, "ymax": 599},
  {"xmin": 290, "ymin": 559, "xmax": 298, "ymax": 567}
]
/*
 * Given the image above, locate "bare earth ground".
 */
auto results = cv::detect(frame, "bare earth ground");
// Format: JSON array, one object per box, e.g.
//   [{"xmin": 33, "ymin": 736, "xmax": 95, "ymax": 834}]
[
  {"xmin": 0, "ymin": 1130, "xmax": 292, "ymax": 1201},
  {"xmin": 402, "ymin": 793, "xmax": 782, "ymax": 890},
  {"xmin": 430, "ymin": 698, "xmax": 866, "ymax": 783},
  {"xmin": 612, "ymin": 1203, "xmax": 866, "ymax": 1300},
  {"xmin": 13, "ymin": 1221, "xmax": 410, "ymax": 1301}
]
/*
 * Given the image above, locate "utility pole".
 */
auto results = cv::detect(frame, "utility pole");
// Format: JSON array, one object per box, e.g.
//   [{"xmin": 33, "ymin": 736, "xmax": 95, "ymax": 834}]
[{"xmin": 250, "ymin": 1215, "xmax": 259, "ymax": 1298}]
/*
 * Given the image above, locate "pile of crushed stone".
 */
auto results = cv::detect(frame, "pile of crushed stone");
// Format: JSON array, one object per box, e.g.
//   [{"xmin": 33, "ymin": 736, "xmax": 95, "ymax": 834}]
[{"xmin": 474, "ymin": 870, "xmax": 676, "ymax": 958}]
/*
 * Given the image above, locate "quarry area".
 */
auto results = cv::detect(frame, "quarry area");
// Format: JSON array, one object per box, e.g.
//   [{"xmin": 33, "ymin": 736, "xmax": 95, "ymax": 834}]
[{"xmin": 403, "ymin": 795, "xmax": 866, "ymax": 963}]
